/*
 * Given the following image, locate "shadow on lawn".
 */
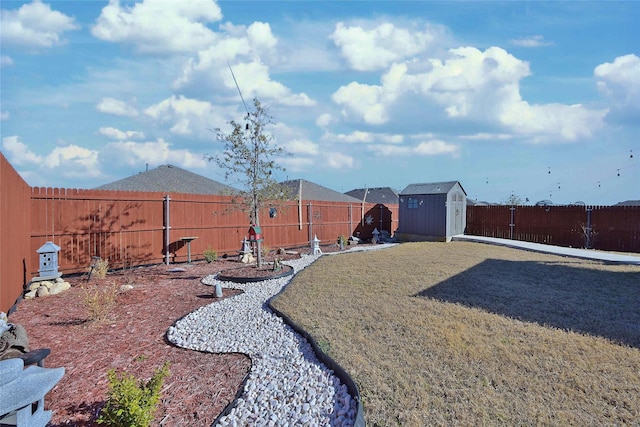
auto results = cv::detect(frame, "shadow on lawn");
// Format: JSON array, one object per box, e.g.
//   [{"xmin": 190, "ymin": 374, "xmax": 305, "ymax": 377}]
[{"xmin": 416, "ymin": 259, "xmax": 640, "ymax": 348}]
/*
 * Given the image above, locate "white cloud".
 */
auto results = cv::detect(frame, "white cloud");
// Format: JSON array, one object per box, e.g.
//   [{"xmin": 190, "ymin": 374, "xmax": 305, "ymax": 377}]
[
  {"xmin": 460, "ymin": 133, "xmax": 513, "ymax": 141},
  {"xmin": 326, "ymin": 152, "xmax": 354, "ymax": 169},
  {"xmin": 96, "ymin": 97, "xmax": 139, "ymax": 117},
  {"xmin": 413, "ymin": 139, "xmax": 459, "ymax": 156},
  {"xmin": 381, "ymin": 134, "xmax": 404, "ymax": 144},
  {"xmin": 227, "ymin": 60, "xmax": 315, "ymax": 106},
  {"xmin": 0, "ymin": 0, "xmax": 79, "ymax": 48},
  {"xmin": 316, "ymin": 113, "xmax": 333, "ymax": 128},
  {"xmin": 246, "ymin": 21, "xmax": 277, "ymax": 53},
  {"xmin": 332, "ymin": 82, "xmax": 389, "ymax": 124},
  {"xmin": 594, "ymin": 54, "xmax": 640, "ymax": 116},
  {"xmin": 172, "ymin": 21, "xmax": 316, "ymax": 107},
  {"xmin": 333, "ymin": 130, "xmax": 376, "ymax": 144},
  {"xmin": 103, "ymin": 138, "xmax": 207, "ymax": 169},
  {"xmin": 45, "ymin": 145, "xmax": 100, "ymax": 173},
  {"xmin": 510, "ymin": 35, "xmax": 553, "ymax": 47},
  {"xmin": 323, "ymin": 130, "xmax": 404, "ymax": 145},
  {"xmin": 175, "ymin": 41, "xmax": 316, "ymax": 107},
  {"xmin": 333, "ymin": 44, "xmax": 606, "ymax": 142},
  {"xmin": 91, "ymin": 0, "xmax": 222, "ymax": 54},
  {"xmin": 420, "ymin": 47, "xmax": 607, "ymax": 141},
  {"xmin": 172, "ymin": 24, "xmax": 255, "ymax": 89},
  {"xmin": 331, "ymin": 21, "xmax": 443, "ymax": 71},
  {"xmin": 285, "ymin": 139, "xmax": 319, "ymax": 156},
  {"xmin": 0, "ymin": 111, "xmax": 9, "ymax": 120},
  {"xmin": 98, "ymin": 127, "xmax": 145, "ymax": 140},
  {"xmin": 499, "ymin": 102, "xmax": 607, "ymax": 142},
  {"xmin": 279, "ymin": 156, "xmax": 314, "ymax": 172},
  {"xmin": 2, "ymin": 136, "xmax": 102, "ymax": 181},
  {"xmin": 366, "ymin": 139, "xmax": 459, "ymax": 157},
  {"xmin": 417, "ymin": 46, "xmax": 531, "ymax": 118},
  {"xmin": 144, "ymin": 95, "xmax": 225, "ymax": 137},
  {"xmin": 1, "ymin": 56, "xmax": 13, "ymax": 67},
  {"xmin": 2, "ymin": 135, "xmax": 43, "ymax": 165},
  {"xmin": 367, "ymin": 145, "xmax": 410, "ymax": 156}
]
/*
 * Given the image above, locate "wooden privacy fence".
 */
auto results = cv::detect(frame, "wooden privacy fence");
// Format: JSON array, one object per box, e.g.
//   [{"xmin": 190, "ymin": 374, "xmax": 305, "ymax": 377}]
[
  {"xmin": 1, "ymin": 154, "xmax": 32, "ymax": 314},
  {"xmin": 466, "ymin": 205, "xmax": 640, "ymax": 253},
  {"xmin": 30, "ymin": 187, "xmax": 399, "ymax": 276}
]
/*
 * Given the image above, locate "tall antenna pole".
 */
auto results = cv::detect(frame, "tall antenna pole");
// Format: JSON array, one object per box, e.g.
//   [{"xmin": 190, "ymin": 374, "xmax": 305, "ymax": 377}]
[{"xmin": 227, "ymin": 62, "xmax": 250, "ymax": 115}]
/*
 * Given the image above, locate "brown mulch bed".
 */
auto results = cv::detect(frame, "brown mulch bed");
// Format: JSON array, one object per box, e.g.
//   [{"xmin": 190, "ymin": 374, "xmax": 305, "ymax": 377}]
[{"xmin": 7, "ymin": 244, "xmax": 348, "ymax": 426}]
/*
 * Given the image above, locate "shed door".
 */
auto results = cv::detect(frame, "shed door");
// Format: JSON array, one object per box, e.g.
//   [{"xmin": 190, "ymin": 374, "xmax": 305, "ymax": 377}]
[{"xmin": 450, "ymin": 194, "xmax": 463, "ymax": 235}]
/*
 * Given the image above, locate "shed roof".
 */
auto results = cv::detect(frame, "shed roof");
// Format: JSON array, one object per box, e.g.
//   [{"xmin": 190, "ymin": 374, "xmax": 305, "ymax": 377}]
[
  {"xmin": 94, "ymin": 164, "xmax": 236, "ymax": 195},
  {"xmin": 280, "ymin": 179, "xmax": 362, "ymax": 203},
  {"xmin": 344, "ymin": 187, "xmax": 399, "ymax": 204},
  {"xmin": 400, "ymin": 181, "xmax": 466, "ymax": 196}
]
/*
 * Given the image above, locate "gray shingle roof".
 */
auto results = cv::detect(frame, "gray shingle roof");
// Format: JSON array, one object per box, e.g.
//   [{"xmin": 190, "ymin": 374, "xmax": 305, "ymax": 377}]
[
  {"xmin": 344, "ymin": 187, "xmax": 399, "ymax": 204},
  {"xmin": 615, "ymin": 200, "xmax": 640, "ymax": 206},
  {"xmin": 400, "ymin": 181, "xmax": 466, "ymax": 196},
  {"xmin": 94, "ymin": 164, "xmax": 237, "ymax": 195},
  {"xmin": 280, "ymin": 179, "xmax": 362, "ymax": 203}
]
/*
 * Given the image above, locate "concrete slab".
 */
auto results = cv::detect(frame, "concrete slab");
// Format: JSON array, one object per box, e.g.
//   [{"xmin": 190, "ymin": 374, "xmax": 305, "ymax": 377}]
[{"xmin": 452, "ymin": 235, "xmax": 640, "ymax": 265}]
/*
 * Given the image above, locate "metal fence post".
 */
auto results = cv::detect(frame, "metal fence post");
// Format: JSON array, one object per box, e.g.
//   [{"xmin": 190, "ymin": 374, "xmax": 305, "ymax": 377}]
[
  {"xmin": 164, "ymin": 195, "xmax": 171, "ymax": 265},
  {"xmin": 585, "ymin": 207, "xmax": 592, "ymax": 249},
  {"xmin": 509, "ymin": 206, "xmax": 516, "ymax": 240}
]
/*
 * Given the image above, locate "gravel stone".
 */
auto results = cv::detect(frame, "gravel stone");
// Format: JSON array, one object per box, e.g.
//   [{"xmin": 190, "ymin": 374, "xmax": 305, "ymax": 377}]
[{"xmin": 167, "ymin": 244, "xmax": 396, "ymax": 426}]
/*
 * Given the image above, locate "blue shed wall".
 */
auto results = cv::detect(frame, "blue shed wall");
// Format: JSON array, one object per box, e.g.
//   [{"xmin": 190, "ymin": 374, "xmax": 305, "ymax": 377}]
[{"xmin": 398, "ymin": 193, "xmax": 447, "ymax": 236}]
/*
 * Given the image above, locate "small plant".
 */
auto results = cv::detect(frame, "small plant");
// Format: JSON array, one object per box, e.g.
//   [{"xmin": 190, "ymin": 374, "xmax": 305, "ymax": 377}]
[
  {"xmin": 82, "ymin": 283, "xmax": 118, "ymax": 322},
  {"xmin": 203, "ymin": 247, "xmax": 218, "ymax": 263},
  {"xmin": 92, "ymin": 257, "xmax": 109, "ymax": 279},
  {"xmin": 337, "ymin": 235, "xmax": 348, "ymax": 249},
  {"xmin": 316, "ymin": 338, "xmax": 331, "ymax": 354},
  {"xmin": 98, "ymin": 362, "xmax": 170, "ymax": 427},
  {"xmin": 121, "ymin": 258, "xmax": 137, "ymax": 287},
  {"xmin": 580, "ymin": 223, "xmax": 598, "ymax": 249},
  {"xmin": 260, "ymin": 244, "xmax": 271, "ymax": 259}
]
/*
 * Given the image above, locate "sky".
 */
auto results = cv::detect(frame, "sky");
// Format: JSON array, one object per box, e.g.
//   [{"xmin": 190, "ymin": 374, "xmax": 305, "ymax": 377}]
[{"xmin": 1, "ymin": 0, "xmax": 638, "ymax": 206}]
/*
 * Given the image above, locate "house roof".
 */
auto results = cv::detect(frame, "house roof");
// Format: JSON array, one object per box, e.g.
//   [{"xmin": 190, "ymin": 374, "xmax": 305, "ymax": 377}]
[
  {"xmin": 280, "ymin": 179, "xmax": 362, "ymax": 203},
  {"xmin": 94, "ymin": 164, "xmax": 237, "ymax": 195},
  {"xmin": 400, "ymin": 181, "xmax": 467, "ymax": 196},
  {"xmin": 615, "ymin": 200, "xmax": 640, "ymax": 206},
  {"xmin": 344, "ymin": 187, "xmax": 399, "ymax": 204}
]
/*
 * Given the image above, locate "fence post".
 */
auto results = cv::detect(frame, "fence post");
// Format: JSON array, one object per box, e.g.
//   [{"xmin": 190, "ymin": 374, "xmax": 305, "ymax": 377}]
[
  {"xmin": 509, "ymin": 206, "xmax": 515, "ymax": 240},
  {"xmin": 308, "ymin": 202, "xmax": 313, "ymax": 243},
  {"xmin": 164, "ymin": 195, "xmax": 171, "ymax": 265}
]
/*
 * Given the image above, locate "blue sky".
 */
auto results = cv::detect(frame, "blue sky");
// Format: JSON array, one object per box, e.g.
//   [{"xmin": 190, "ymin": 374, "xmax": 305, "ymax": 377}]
[{"xmin": 1, "ymin": 0, "xmax": 638, "ymax": 205}]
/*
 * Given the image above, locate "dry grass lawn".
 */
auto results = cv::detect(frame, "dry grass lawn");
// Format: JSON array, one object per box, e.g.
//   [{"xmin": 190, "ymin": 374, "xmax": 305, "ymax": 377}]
[{"xmin": 271, "ymin": 241, "xmax": 640, "ymax": 426}]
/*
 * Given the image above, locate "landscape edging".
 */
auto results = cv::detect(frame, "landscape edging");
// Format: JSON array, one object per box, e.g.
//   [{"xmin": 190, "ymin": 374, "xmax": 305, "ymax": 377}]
[{"xmin": 267, "ymin": 300, "xmax": 367, "ymax": 427}]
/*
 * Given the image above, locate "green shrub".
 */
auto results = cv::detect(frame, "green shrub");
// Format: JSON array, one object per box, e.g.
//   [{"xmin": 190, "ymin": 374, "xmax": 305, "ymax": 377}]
[
  {"xmin": 97, "ymin": 362, "xmax": 170, "ymax": 427},
  {"xmin": 337, "ymin": 235, "xmax": 348, "ymax": 248},
  {"xmin": 203, "ymin": 247, "xmax": 218, "ymax": 263}
]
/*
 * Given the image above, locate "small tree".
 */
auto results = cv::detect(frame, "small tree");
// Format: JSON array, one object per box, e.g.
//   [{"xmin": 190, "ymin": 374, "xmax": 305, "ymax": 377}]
[
  {"xmin": 207, "ymin": 98, "xmax": 290, "ymax": 267},
  {"xmin": 504, "ymin": 193, "xmax": 525, "ymax": 206}
]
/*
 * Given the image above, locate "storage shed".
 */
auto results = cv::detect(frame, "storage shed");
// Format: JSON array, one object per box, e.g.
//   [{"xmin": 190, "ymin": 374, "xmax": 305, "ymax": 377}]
[{"xmin": 396, "ymin": 181, "xmax": 467, "ymax": 242}]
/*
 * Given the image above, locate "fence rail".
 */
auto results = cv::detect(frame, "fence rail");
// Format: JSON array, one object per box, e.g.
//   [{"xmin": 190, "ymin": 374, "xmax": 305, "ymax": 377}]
[
  {"xmin": 4, "ymin": 151, "xmax": 637, "ymax": 314},
  {"xmin": 466, "ymin": 205, "xmax": 640, "ymax": 253},
  {"xmin": 28, "ymin": 188, "xmax": 398, "ymax": 276}
]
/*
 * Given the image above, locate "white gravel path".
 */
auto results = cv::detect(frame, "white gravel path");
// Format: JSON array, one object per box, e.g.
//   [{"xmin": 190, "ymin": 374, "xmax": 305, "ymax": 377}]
[{"xmin": 167, "ymin": 244, "xmax": 396, "ymax": 426}]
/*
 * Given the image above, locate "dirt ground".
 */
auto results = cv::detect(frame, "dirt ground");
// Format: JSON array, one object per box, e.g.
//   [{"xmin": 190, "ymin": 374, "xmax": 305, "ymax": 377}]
[{"xmin": 7, "ymin": 243, "xmax": 346, "ymax": 426}]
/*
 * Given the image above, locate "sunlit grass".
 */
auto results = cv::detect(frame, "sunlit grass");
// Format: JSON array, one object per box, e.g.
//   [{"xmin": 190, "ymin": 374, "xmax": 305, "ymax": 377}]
[{"xmin": 272, "ymin": 242, "xmax": 640, "ymax": 426}]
